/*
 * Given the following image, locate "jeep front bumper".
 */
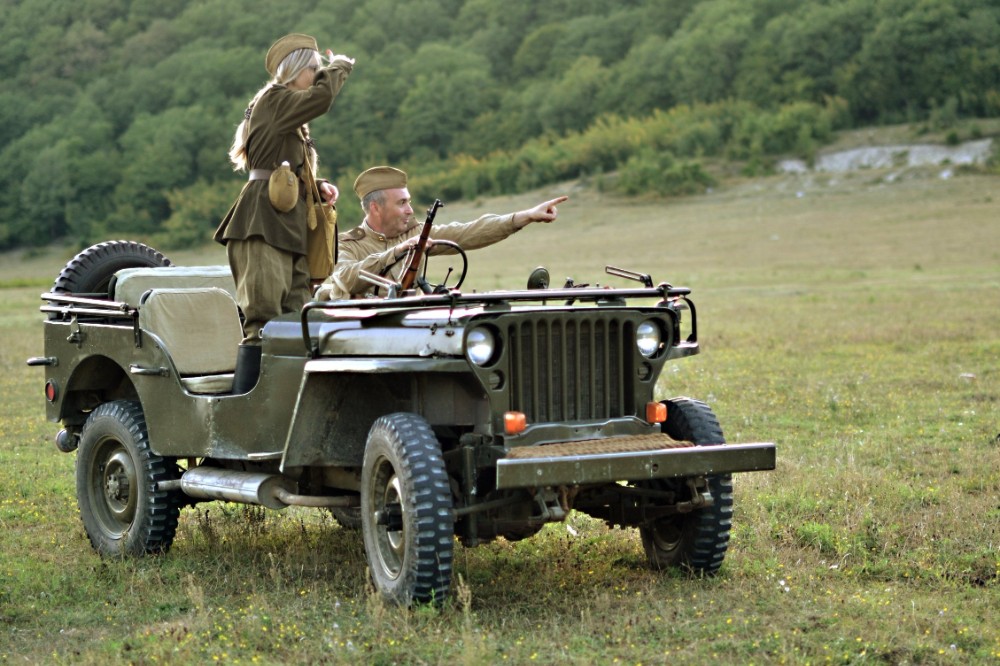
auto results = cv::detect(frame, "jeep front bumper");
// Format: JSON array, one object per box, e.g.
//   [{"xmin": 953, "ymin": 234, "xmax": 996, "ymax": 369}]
[{"xmin": 494, "ymin": 434, "xmax": 775, "ymax": 489}]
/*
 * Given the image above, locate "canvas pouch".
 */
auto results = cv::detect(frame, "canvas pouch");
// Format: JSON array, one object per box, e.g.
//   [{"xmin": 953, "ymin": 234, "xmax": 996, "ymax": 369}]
[
  {"xmin": 306, "ymin": 202, "xmax": 337, "ymax": 280},
  {"xmin": 268, "ymin": 162, "xmax": 299, "ymax": 212}
]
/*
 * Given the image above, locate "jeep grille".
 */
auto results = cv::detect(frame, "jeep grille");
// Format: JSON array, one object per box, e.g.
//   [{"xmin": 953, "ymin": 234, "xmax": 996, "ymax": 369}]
[{"xmin": 504, "ymin": 315, "xmax": 635, "ymax": 422}]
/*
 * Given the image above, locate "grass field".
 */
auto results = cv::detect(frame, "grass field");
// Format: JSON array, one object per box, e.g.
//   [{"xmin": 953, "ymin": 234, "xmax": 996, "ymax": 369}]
[{"xmin": 2, "ymin": 166, "xmax": 998, "ymax": 664}]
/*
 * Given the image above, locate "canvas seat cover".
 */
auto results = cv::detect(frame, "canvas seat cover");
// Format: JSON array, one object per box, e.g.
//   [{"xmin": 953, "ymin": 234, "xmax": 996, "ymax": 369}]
[{"xmin": 137, "ymin": 287, "xmax": 243, "ymax": 394}]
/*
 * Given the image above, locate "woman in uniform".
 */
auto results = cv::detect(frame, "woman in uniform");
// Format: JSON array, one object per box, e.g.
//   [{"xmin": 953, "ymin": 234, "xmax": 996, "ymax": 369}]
[{"xmin": 215, "ymin": 33, "xmax": 353, "ymax": 393}]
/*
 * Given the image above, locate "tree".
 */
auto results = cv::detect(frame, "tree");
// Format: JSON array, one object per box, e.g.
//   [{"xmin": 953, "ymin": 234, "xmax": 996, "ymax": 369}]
[
  {"xmin": 602, "ymin": 35, "xmax": 677, "ymax": 117},
  {"xmin": 389, "ymin": 44, "xmax": 497, "ymax": 158},
  {"xmin": 21, "ymin": 144, "xmax": 74, "ymax": 245},
  {"xmin": 455, "ymin": 80, "xmax": 548, "ymax": 157},
  {"xmin": 157, "ymin": 180, "xmax": 242, "ymax": 248},
  {"xmin": 511, "ymin": 24, "xmax": 566, "ymax": 79},
  {"xmin": 660, "ymin": 0, "xmax": 756, "ymax": 105},
  {"xmin": 844, "ymin": 0, "xmax": 1000, "ymax": 122},
  {"xmin": 457, "ymin": 0, "xmax": 538, "ymax": 81},
  {"xmin": 543, "ymin": 10, "xmax": 643, "ymax": 75},
  {"xmin": 311, "ymin": 42, "xmax": 414, "ymax": 173},
  {"xmin": 111, "ymin": 106, "xmax": 217, "ymax": 235},
  {"xmin": 538, "ymin": 56, "xmax": 608, "ymax": 135},
  {"xmin": 60, "ymin": 20, "xmax": 112, "ymax": 81}
]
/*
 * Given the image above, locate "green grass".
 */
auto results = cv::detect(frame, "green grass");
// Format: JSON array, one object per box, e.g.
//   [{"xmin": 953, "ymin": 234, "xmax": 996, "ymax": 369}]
[{"xmin": 2, "ymin": 167, "xmax": 998, "ymax": 664}]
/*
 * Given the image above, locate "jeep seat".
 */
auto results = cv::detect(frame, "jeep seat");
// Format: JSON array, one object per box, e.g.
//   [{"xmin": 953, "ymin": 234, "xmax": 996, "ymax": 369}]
[
  {"xmin": 137, "ymin": 287, "xmax": 243, "ymax": 394},
  {"xmin": 112, "ymin": 266, "xmax": 236, "ymax": 307}
]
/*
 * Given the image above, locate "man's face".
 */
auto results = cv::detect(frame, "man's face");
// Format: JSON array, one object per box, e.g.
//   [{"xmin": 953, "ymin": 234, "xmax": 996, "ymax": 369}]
[{"xmin": 370, "ymin": 188, "xmax": 414, "ymax": 238}]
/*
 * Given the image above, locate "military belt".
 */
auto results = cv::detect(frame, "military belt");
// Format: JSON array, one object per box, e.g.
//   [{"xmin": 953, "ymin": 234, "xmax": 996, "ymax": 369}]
[{"xmin": 248, "ymin": 169, "xmax": 272, "ymax": 181}]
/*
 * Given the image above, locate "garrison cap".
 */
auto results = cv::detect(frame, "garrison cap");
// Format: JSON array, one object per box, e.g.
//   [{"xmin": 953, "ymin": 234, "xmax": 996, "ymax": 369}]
[
  {"xmin": 354, "ymin": 166, "xmax": 408, "ymax": 200},
  {"xmin": 266, "ymin": 33, "xmax": 318, "ymax": 77}
]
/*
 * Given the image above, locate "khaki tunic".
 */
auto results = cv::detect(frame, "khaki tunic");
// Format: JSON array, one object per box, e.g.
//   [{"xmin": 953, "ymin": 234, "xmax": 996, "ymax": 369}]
[
  {"xmin": 318, "ymin": 213, "xmax": 520, "ymax": 300},
  {"xmin": 214, "ymin": 63, "xmax": 352, "ymax": 253},
  {"xmin": 214, "ymin": 62, "xmax": 351, "ymax": 342}
]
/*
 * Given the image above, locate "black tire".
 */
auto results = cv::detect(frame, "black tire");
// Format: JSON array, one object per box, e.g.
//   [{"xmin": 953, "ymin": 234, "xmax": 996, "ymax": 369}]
[
  {"xmin": 639, "ymin": 397, "xmax": 733, "ymax": 575},
  {"xmin": 76, "ymin": 400, "xmax": 181, "ymax": 557},
  {"xmin": 329, "ymin": 506, "xmax": 363, "ymax": 530},
  {"xmin": 361, "ymin": 413, "xmax": 454, "ymax": 606},
  {"xmin": 53, "ymin": 240, "xmax": 172, "ymax": 296}
]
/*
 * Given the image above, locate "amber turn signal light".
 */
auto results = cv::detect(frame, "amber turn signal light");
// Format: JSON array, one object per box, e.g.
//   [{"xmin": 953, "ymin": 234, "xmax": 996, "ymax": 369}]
[
  {"xmin": 504, "ymin": 411, "xmax": 527, "ymax": 435},
  {"xmin": 646, "ymin": 401, "xmax": 666, "ymax": 424}
]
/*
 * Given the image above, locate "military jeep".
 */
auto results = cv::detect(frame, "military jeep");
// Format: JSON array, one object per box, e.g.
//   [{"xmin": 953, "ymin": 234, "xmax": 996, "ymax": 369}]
[{"xmin": 29, "ymin": 238, "xmax": 775, "ymax": 605}]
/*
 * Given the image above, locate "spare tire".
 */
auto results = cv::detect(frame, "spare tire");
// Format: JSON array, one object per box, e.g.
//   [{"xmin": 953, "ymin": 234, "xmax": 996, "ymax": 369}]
[{"xmin": 53, "ymin": 240, "xmax": 172, "ymax": 297}]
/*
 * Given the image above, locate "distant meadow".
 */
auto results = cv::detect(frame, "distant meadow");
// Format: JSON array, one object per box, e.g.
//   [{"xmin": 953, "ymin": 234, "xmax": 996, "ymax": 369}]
[{"xmin": 2, "ymin": 163, "xmax": 997, "ymax": 663}]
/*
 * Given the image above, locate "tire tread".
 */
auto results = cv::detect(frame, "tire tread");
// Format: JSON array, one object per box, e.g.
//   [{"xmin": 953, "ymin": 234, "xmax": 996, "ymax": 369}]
[
  {"xmin": 77, "ymin": 400, "xmax": 181, "ymax": 557},
  {"xmin": 642, "ymin": 397, "xmax": 734, "ymax": 575},
  {"xmin": 362, "ymin": 413, "xmax": 454, "ymax": 605}
]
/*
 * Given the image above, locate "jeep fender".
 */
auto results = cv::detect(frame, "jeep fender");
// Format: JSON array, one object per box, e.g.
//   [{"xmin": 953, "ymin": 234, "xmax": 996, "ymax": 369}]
[{"xmin": 280, "ymin": 358, "xmax": 480, "ymax": 472}]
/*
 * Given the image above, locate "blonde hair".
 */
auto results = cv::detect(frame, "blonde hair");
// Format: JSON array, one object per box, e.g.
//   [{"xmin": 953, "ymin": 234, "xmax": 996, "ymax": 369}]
[{"xmin": 228, "ymin": 48, "xmax": 322, "ymax": 171}]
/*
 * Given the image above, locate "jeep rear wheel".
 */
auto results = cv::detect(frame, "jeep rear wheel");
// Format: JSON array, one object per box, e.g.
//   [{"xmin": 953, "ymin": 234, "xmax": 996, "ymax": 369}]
[
  {"xmin": 76, "ymin": 400, "xmax": 181, "ymax": 556},
  {"xmin": 360, "ymin": 413, "xmax": 454, "ymax": 606},
  {"xmin": 639, "ymin": 397, "xmax": 733, "ymax": 575},
  {"xmin": 53, "ymin": 240, "xmax": 171, "ymax": 297}
]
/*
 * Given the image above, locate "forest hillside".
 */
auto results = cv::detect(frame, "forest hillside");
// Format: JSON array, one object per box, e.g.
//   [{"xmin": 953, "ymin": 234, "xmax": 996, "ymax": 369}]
[{"xmin": 1, "ymin": 0, "xmax": 998, "ymax": 250}]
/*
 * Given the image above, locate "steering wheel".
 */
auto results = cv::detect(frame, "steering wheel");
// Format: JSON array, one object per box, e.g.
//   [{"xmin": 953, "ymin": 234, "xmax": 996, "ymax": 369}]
[
  {"xmin": 374, "ymin": 240, "xmax": 469, "ymax": 296},
  {"xmin": 426, "ymin": 240, "xmax": 468, "ymax": 291}
]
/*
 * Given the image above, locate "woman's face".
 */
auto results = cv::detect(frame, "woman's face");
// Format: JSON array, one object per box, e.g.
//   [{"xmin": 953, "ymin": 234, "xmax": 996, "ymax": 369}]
[{"xmin": 288, "ymin": 55, "xmax": 320, "ymax": 91}]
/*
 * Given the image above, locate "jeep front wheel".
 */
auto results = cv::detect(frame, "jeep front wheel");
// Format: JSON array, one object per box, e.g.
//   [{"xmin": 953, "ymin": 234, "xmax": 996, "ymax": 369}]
[
  {"xmin": 639, "ymin": 397, "xmax": 733, "ymax": 575},
  {"xmin": 360, "ymin": 413, "xmax": 454, "ymax": 605},
  {"xmin": 76, "ymin": 400, "xmax": 181, "ymax": 556}
]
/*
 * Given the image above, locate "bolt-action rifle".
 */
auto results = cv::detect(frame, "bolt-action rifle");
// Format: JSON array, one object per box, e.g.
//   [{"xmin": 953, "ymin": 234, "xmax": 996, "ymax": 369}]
[{"xmin": 399, "ymin": 199, "xmax": 443, "ymax": 291}]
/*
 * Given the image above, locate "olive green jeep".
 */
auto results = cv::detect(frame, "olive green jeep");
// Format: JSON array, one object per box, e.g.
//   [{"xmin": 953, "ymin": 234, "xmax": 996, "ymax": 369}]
[{"xmin": 29, "ymin": 239, "xmax": 774, "ymax": 605}]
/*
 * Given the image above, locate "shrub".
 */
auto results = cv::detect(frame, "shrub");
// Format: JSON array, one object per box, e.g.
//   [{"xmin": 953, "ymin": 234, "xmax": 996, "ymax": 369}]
[
  {"xmin": 617, "ymin": 150, "xmax": 716, "ymax": 197},
  {"xmin": 403, "ymin": 99, "xmax": 837, "ymax": 202},
  {"xmin": 154, "ymin": 180, "xmax": 241, "ymax": 249}
]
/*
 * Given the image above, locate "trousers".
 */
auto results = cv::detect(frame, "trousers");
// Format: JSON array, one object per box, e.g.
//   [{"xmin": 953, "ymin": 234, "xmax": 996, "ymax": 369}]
[{"xmin": 227, "ymin": 237, "xmax": 310, "ymax": 344}]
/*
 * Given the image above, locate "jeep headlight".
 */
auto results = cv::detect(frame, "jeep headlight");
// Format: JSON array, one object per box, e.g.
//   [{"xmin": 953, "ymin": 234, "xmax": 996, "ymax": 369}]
[
  {"xmin": 636, "ymin": 320, "xmax": 661, "ymax": 358},
  {"xmin": 466, "ymin": 327, "xmax": 496, "ymax": 366}
]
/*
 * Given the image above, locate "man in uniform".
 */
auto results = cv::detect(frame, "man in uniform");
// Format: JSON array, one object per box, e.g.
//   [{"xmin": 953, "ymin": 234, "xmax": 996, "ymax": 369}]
[{"xmin": 316, "ymin": 166, "xmax": 567, "ymax": 300}]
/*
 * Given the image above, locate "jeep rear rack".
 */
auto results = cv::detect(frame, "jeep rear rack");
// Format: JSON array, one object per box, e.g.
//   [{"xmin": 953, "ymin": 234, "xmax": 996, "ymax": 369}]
[
  {"xmin": 40, "ymin": 292, "xmax": 141, "ymax": 345},
  {"xmin": 40, "ymin": 292, "xmax": 137, "ymax": 319}
]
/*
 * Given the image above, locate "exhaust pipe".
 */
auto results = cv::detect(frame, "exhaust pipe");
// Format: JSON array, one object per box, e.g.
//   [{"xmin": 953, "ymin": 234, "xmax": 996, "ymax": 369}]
[
  {"xmin": 175, "ymin": 467, "xmax": 358, "ymax": 510},
  {"xmin": 180, "ymin": 467, "xmax": 294, "ymax": 509}
]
